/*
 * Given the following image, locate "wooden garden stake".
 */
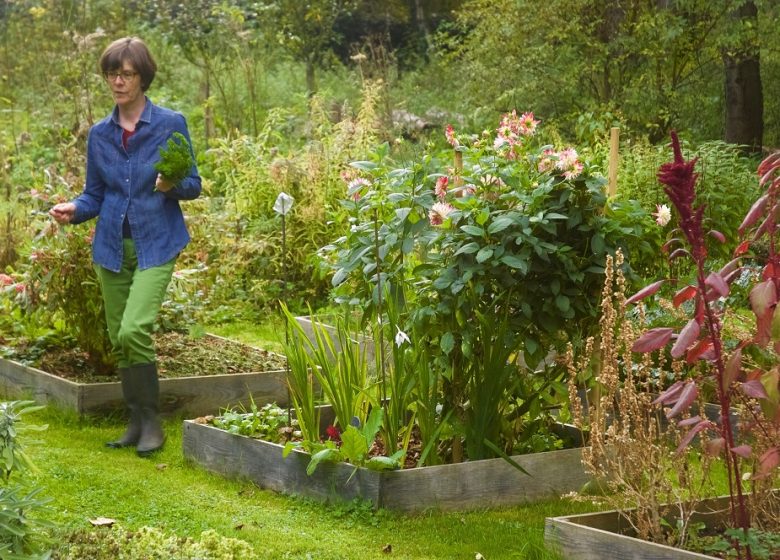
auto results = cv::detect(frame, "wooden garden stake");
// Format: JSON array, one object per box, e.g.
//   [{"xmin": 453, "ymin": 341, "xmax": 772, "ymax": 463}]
[
  {"xmin": 451, "ymin": 149, "xmax": 465, "ymax": 463},
  {"xmin": 607, "ymin": 127, "xmax": 620, "ymax": 197},
  {"xmin": 454, "ymin": 150, "xmax": 463, "ymax": 189}
]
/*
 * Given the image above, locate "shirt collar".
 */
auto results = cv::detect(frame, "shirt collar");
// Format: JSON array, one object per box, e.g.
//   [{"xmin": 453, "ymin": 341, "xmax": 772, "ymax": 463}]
[{"xmin": 110, "ymin": 97, "xmax": 152, "ymax": 126}]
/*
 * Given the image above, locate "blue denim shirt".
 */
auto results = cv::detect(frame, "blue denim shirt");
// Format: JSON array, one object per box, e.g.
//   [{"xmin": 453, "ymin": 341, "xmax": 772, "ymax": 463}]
[{"xmin": 71, "ymin": 98, "xmax": 201, "ymax": 272}]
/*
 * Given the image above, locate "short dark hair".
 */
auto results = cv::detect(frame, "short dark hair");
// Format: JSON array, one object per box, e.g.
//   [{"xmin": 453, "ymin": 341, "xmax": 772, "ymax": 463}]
[{"xmin": 99, "ymin": 37, "xmax": 157, "ymax": 92}]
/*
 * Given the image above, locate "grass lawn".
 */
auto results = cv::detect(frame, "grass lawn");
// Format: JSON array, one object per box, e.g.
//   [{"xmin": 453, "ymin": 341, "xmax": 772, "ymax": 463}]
[{"xmin": 20, "ymin": 405, "xmax": 601, "ymax": 559}]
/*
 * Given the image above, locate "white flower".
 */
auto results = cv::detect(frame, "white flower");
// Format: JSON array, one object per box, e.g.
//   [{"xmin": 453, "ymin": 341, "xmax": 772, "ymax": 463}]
[
  {"xmin": 394, "ymin": 326, "xmax": 410, "ymax": 347},
  {"xmin": 653, "ymin": 204, "xmax": 672, "ymax": 227},
  {"xmin": 556, "ymin": 147, "xmax": 579, "ymax": 170},
  {"xmin": 429, "ymin": 201, "xmax": 455, "ymax": 226}
]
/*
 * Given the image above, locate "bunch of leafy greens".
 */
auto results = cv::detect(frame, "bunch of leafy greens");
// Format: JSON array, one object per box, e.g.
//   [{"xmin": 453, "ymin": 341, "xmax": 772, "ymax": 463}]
[{"xmin": 154, "ymin": 132, "xmax": 194, "ymax": 184}]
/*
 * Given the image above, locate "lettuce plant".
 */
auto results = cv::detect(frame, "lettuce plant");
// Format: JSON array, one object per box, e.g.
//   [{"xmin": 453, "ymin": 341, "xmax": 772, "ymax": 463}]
[{"xmin": 154, "ymin": 132, "xmax": 194, "ymax": 184}]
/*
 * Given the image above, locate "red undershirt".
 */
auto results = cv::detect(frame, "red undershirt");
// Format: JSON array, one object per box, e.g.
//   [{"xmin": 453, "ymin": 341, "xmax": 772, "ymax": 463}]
[{"xmin": 122, "ymin": 127, "xmax": 135, "ymax": 149}]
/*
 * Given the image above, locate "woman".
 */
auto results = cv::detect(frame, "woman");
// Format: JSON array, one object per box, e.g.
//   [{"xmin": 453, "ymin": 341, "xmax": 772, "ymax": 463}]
[{"xmin": 50, "ymin": 37, "xmax": 201, "ymax": 456}]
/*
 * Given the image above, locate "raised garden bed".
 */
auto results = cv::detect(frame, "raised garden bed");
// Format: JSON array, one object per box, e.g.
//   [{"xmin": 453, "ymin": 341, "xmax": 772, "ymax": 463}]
[
  {"xmin": 544, "ymin": 494, "xmax": 745, "ymax": 560},
  {"xmin": 182, "ymin": 416, "xmax": 592, "ymax": 512},
  {"xmin": 0, "ymin": 333, "xmax": 288, "ymax": 416}
]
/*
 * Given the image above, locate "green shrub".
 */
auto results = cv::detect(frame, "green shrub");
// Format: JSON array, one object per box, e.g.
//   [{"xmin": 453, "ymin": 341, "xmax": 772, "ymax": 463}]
[{"xmin": 0, "ymin": 401, "xmax": 54, "ymax": 559}]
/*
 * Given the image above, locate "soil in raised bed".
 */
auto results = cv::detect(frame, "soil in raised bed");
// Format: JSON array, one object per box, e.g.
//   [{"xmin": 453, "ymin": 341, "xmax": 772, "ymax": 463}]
[{"xmin": 13, "ymin": 331, "xmax": 286, "ymax": 383}]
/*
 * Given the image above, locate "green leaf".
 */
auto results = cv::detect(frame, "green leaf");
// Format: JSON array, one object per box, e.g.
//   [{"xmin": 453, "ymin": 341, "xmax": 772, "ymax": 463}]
[
  {"xmin": 341, "ymin": 427, "xmax": 369, "ymax": 462},
  {"xmin": 395, "ymin": 208, "xmax": 412, "ymax": 221},
  {"xmin": 482, "ymin": 439, "xmax": 531, "ymax": 476},
  {"xmin": 282, "ymin": 441, "xmax": 300, "ymax": 458},
  {"xmin": 500, "ymin": 255, "xmax": 528, "ymax": 272},
  {"xmin": 460, "ymin": 225, "xmax": 485, "ymax": 236},
  {"xmin": 363, "ymin": 407, "xmax": 383, "ymax": 444},
  {"xmin": 591, "ymin": 233, "xmax": 605, "ymax": 255},
  {"xmin": 350, "ymin": 160, "xmax": 377, "ymax": 171},
  {"xmin": 365, "ymin": 455, "xmax": 401, "ymax": 471},
  {"xmin": 362, "ymin": 262, "xmax": 377, "ymax": 275},
  {"xmin": 555, "ymin": 295, "xmax": 570, "ymax": 312},
  {"xmin": 433, "ymin": 271, "xmax": 455, "ymax": 289},
  {"xmin": 306, "ymin": 447, "xmax": 343, "ymax": 475},
  {"xmin": 488, "ymin": 217, "xmax": 515, "ymax": 234},
  {"xmin": 455, "ymin": 242, "xmax": 480, "ymax": 255},
  {"xmin": 441, "ymin": 332, "xmax": 455, "ymax": 355},
  {"xmin": 476, "ymin": 247, "xmax": 494, "ymax": 263},
  {"xmin": 332, "ymin": 268, "xmax": 348, "ymax": 286}
]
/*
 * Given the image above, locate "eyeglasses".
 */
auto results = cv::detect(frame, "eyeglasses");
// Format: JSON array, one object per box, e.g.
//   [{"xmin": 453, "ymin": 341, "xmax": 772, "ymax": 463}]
[{"xmin": 104, "ymin": 70, "xmax": 138, "ymax": 81}]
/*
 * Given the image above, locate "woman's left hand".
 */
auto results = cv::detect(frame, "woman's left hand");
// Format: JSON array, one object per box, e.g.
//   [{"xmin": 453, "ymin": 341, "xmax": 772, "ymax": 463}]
[{"xmin": 155, "ymin": 174, "xmax": 174, "ymax": 192}]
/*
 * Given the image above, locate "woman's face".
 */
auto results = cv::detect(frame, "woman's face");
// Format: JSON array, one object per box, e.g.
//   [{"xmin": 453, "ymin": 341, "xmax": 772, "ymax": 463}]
[{"xmin": 105, "ymin": 60, "xmax": 143, "ymax": 110}]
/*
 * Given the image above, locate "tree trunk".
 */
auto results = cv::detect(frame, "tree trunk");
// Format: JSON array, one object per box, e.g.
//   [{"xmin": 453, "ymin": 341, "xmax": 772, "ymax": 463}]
[
  {"xmin": 723, "ymin": 1, "xmax": 763, "ymax": 152},
  {"xmin": 201, "ymin": 73, "xmax": 215, "ymax": 145},
  {"xmin": 410, "ymin": 0, "xmax": 432, "ymax": 55}
]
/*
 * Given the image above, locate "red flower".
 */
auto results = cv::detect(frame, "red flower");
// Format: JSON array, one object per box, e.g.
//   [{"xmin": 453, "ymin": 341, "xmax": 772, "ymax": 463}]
[
  {"xmin": 657, "ymin": 131, "xmax": 706, "ymax": 260},
  {"xmin": 325, "ymin": 425, "xmax": 341, "ymax": 443}
]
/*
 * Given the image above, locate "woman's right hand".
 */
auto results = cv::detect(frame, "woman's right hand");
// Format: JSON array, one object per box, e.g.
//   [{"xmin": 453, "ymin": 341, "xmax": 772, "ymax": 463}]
[{"xmin": 49, "ymin": 202, "xmax": 76, "ymax": 224}]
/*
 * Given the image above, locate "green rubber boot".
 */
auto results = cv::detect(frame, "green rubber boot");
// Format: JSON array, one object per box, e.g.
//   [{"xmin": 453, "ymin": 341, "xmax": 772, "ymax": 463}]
[
  {"xmin": 106, "ymin": 367, "xmax": 142, "ymax": 448},
  {"xmin": 132, "ymin": 363, "xmax": 166, "ymax": 457}
]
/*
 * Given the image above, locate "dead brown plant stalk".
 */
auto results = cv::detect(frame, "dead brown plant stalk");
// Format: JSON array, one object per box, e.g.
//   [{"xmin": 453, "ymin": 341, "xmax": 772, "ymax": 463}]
[{"xmin": 566, "ymin": 250, "xmax": 715, "ymax": 548}]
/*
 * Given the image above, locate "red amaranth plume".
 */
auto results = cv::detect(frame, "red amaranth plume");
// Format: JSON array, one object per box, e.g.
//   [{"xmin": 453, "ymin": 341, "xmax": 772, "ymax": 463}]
[{"xmin": 657, "ymin": 131, "xmax": 706, "ymax": 260}]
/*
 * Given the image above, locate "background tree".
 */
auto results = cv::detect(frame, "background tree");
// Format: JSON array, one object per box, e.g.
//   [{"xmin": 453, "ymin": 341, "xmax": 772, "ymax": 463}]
[
  {"xmin": 260, "ymin": 0, "xmax": 362, "ymax": 96},
  {"xmin": 723, "ymin": 0, "xmax": 763, "ymax": 152},
  {"xmin": 446, "ymin": 0, "xmax": 769, "ymax": 145}
]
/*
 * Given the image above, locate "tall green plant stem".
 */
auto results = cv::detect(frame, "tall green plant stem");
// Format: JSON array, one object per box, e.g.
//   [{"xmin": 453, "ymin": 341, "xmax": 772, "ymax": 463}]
[
  {"xmin": 448, "ymin": 348, "xmax": 465, "ymax": 464},
  {"xmin": 373, "ymin": 209, "xmax": 388, "ymax": 419}
]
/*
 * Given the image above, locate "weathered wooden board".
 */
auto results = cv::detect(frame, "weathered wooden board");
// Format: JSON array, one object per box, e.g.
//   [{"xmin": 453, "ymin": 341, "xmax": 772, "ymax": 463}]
[
  {"xmin": 182, "ymin": 419, "xmax": 593, "ymax": 512},
  {"xmin": 183, "ymin": 421, "xmax": 380, "ymax": 503},
  {"xmin": 0, "ymin": 358, "xmax": 85, "ymax": 409},
  {"xmin": 379, "ymin": 446, "xmax": 588, "ymax": 511},
  {"xmin": 0, "ymin": 335, "xmax": 289, "ymax": 416},
  {"xmin": 545, "ymin": 495, "xmax": 741, "ymax": 560}
]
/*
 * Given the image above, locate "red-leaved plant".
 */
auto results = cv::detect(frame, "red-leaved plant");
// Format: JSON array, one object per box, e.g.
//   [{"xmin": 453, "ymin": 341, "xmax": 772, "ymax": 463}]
[{"xmin": 628, "ymin": 133, "xmax": 780, "ymax": 559}]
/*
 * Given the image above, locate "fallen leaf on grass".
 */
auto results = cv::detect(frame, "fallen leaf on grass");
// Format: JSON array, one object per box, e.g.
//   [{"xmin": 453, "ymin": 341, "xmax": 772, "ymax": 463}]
[
  {"xmin": 89, "ymin": 517, "xmax": 116, "ymax": 527},
  {"xmin": 156, "ymin": 463, "xmax": 168, "ymax": 470}
]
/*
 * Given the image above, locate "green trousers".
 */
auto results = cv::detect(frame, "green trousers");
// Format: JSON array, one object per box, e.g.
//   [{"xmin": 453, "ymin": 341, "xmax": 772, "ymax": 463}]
[{"xmin": 95, "ymin": 239, "xmax": 175, "ymax": 368}]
